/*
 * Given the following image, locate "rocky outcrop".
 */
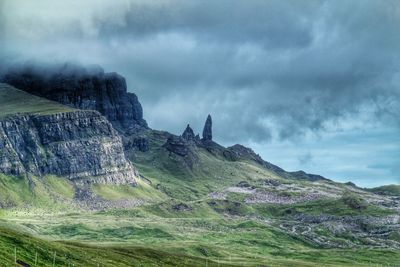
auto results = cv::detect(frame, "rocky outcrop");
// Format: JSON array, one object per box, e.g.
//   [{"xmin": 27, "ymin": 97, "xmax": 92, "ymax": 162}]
[
  {"xmin": 164, "ymin": 135, "xmax": 189, "ymax": 157},
  {"xmin": 182, "ymin": 124, "xmax": 196, "ymax": 142},
  {"xmin": 124, "ymin": 137, "xmax": 149, "ymax": 152},
  {"xmin": 289, "ymin": 170, "xmax": 328, "ymax": 182},
  {"xmin": 202, "ymin": 115, "xmax": 212, "ymax": 141},
  {"xmin": 224, "ymin": 144, "xmax": 284, "ymax": 172},
  {"xmin": 2, "ymin": 63, "xmax": 147, "ymax": 132},
  {"xmin": 0, "ymin": 110, "xmax": 138, "ymax": 184},
  {"xmin": 224, "ymin": 144, "xmax": 264, "ymax": 162},
  {"xmin": 163, "ymin": 124, "xmax": 201, "ymax": 168}
]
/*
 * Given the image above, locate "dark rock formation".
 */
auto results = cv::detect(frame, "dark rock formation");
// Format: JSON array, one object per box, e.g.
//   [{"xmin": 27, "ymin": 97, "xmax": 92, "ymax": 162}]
[
  {"xmin": 163, "ymin": 135, "xmax": 189, "ymax": 157},
  {"xmin": 223, "ymin": 144, "xmax": 265, "ymax": 163},
  {"xmin": 182, "ymin": 124, "xmax": 195, "ymax": 141},
  {"xmin": 1, "ymin": 63, "xmax": 147, "ymax": 131},
  {"xmin": 0, "ymin": 110, "xmax": 137, "ymax": 184},
  {"xmin": 163, "ymin": 130, "xmax": 200, "ymax": 169},
  {"xmin": 172, "ymin": 203, "xmax": 193, "ymax": 212},
  {"xmin": 124, "ymin": 137, "xmax": 149, "ymax": 152},
  {"xmin": 202, "ymin": 115, "xmax": 212, "ymax": 141}
]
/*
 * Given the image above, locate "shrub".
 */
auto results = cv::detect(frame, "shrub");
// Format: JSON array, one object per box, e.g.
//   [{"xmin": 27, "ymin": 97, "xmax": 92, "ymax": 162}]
[{"xmin": 341, "ymin": 192, "xmax": 367, "ymax": 210}]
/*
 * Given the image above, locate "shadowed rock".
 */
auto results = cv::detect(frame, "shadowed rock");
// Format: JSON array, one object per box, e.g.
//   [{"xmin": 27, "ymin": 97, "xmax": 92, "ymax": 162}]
[
  {"xmin": 202, "ymin": 114, "xmax": 212, "ymax": 141},
  {"xmin": 163, "ymin": 135, "xmax": 188, "ymax": 157},
  {"xmin": 182, "ymin": 124, "xmax": 195, "ymax": 141},
  {"xmin": 124, "ymin": 137, "xmax": 149, "ymax": 152}
]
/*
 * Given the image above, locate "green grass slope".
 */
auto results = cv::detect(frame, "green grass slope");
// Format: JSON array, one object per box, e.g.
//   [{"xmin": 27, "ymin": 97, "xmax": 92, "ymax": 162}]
[
  {"xmin": 128, "ymin": 130, "xmax": 284, "ymax": 202},
  {"xmin": 0, "ymin": 174, "xmax": 76, "ymax": 213},
  {"xmin": 1, "ymin": 211, "xmax": 399, "ymax": 267},
  {"xmin": 0, "ymin": 225, "xmax": 230, "ymax": 267},
  {"xmin": 0, "ymin": 83, "xmax": 73, "ymax": 117},
  {"xmin": 369, "ymin": 184, "xmax": 400, "ymax": 196}
]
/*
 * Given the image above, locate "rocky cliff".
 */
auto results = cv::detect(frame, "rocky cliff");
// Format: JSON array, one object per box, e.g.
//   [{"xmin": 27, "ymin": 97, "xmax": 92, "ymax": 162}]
[
  {"xmin": 2, "ymin": 63, "xmax": 147, "ymax": 132},
  {"xmin": 0, "ymin": 110, "xmax": 137, "ymax": 185}
]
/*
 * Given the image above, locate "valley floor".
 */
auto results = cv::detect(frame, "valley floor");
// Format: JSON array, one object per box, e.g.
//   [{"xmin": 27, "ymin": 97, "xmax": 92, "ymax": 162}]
[{"xmin": 1, "ymin": 205, "xmax": 399, "ymax": 267}]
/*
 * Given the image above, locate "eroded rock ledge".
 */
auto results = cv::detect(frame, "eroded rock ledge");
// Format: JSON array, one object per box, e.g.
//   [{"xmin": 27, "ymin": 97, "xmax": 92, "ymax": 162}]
[{"xmin": 0, "ymin": 110, "xmax": 137, "ymax": 184}]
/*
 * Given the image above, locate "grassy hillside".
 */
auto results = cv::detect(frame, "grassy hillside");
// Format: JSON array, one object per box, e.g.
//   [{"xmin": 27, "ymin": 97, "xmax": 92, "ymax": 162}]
[
  {"xmin": 369, "ymin": 184, "xmax": 400, "ymax": 196},
  {"xmin": 127, "ymin": 130, "xmax": 284, "ymax": 201},
  {"xmin": 0, "ymin": 174, "xmax": 75, "ymax": 212},
  {"xmin": 1, "ymin": 211, "xmax": 399, "ymax": 267},
  {"xmin": 0, "ymin": 225, "xmax": 228, "ymax": 267},
  {"xmin": 0, "ymin": 83, "xmax": 73, "ymax": 117}
]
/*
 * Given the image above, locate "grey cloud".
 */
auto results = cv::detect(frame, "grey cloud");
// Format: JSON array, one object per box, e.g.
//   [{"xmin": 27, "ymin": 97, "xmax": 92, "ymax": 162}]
[
  {"xmin": 96, "ymin": 0, "xmax": 318, "ymax": 49},
  {"xmin": 298, "ymin": 152, "xmax": 313, "ymax": 165}
]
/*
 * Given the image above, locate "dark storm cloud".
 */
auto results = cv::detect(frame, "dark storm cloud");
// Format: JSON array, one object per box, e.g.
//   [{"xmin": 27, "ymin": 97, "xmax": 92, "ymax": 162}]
[
  {"xmin": 87, "ymin": 0, "xmax": 400, "ymax": 142},
  {"xmin": 96, "ymin": 0, "xmax": 317, "ymax": 49},
  {"xmin": 1, "ymin": 0, "xmax": 400, "ymax": 144},
  {"xmin": 0, "ymin": 1, "xmax": 6, "ymax": 51}
]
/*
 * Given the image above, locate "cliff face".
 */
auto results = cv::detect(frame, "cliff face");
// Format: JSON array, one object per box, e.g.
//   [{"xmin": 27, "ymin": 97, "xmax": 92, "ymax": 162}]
[
  {"xmin": 0, "ymin": 110, "xmax": 137, "ymax": 184},
  {"xmin": 2, "ymin": 64, "xmax": 147, "ymax": 132}
]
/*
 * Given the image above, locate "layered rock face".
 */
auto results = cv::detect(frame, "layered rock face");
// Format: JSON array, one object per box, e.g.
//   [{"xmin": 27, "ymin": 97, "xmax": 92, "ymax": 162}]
[
  {"xmin": 0, "ymin": 110, "xmax": 137, "ymax": 184},
  {"xmin": 2, "ymin": 64, "xmax": 147, "ymax": 131}
]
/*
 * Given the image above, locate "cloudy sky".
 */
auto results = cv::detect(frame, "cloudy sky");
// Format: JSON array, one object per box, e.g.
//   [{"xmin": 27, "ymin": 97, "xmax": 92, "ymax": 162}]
[{"xmin": 1, "ymin": 0, "xmax": 399, "ymax": 187}]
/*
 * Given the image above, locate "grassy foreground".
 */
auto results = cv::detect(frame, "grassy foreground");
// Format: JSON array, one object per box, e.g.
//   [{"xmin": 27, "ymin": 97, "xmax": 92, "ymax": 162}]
[
  {"xmin": 1, "ymin": 212, "xmax": 399, "ymax": 267},
  {"xmin": 0, "ymin": 157, "xmax": 398, "ymax": 266}
]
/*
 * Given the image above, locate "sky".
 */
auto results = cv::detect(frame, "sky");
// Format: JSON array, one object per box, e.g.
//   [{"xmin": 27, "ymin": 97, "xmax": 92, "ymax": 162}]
[{"xmin": 0, "ymin": 0, "xmax": 399, "ymax": 187}]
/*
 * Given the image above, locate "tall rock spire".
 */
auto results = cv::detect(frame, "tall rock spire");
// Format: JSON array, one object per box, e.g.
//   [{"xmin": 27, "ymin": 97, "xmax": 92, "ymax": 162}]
[{"xmin": 202, "ymin": 114, "xmax": 212, "ymax": 141}]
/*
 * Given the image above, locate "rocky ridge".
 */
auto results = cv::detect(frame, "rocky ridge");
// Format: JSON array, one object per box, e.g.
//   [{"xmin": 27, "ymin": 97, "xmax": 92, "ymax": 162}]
[{"xmin": 161, "ymin": 115, "xmax": 329, "ymax": 181}]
